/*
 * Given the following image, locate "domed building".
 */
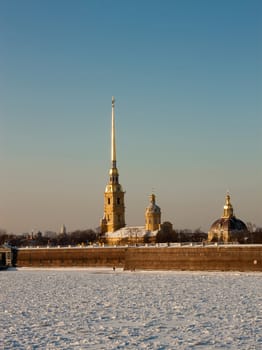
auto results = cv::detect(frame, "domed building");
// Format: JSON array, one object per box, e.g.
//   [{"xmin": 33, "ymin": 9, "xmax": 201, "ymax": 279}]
[
  {"xmin": 208, "ymin": 193, "xmax": 249, "ymax": 243},
  {"xmin": 145, "ymin": 194, "xmax": 161, "ymax": 231}
]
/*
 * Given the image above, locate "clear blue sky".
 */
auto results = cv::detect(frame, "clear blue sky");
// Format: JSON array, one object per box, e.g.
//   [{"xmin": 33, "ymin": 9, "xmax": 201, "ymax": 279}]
[{"xmin": 0, "ymin": 0, "xmax": 261, "ymax": 234}]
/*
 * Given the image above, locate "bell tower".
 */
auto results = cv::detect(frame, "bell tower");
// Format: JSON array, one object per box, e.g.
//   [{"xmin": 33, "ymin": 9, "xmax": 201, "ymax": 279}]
[{"xmin": 100, "ymin": 97, "xmax": 125, "ymax": 233}]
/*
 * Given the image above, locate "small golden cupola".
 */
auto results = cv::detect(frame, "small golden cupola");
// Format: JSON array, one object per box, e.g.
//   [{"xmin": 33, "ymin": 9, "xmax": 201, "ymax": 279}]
[
  {"xmin": 145, "ymin": 194, "xmax": 161, "ymax": 231},
  {"xmin": 223, "ymin": 192, "xmax": 234, "ymax": 218},
  {"xmin": 100, "ymin": 97, "xmax": 125, "ymax": 234}
]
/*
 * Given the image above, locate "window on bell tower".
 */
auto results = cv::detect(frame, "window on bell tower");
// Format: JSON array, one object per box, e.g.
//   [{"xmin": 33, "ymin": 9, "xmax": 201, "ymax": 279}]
[
  {"xmin": 108, "ymin": 198, "xmax": 110, "ymax": 205},
  {"xmin": 117, "ymin": 197, "xmax": 120, "ymax": 205}
]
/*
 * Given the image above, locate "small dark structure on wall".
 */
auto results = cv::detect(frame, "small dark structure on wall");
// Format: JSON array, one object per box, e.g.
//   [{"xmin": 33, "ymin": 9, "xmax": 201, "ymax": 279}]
[{"xmin": 0, "ymin": 246, "xmax": 12, "ymax": 268}]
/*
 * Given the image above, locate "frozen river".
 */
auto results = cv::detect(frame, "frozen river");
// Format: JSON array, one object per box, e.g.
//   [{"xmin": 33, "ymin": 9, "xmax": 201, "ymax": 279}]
[{"xmin": 0, "ymin": 268, "xmax": 261, "ymax": 349}]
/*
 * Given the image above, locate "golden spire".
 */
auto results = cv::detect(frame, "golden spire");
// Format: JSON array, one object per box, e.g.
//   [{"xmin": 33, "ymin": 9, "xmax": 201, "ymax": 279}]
[
  {"xmin": 100, "ymin": 97, "xmax": 125, "ymax": 234},
  {"xmin": 111, "ymin": 96, "xmax": 116, "ymax": 168},
  {"xmin": 109, "ymin": 96, "xmax": 119, "ymax": 183},
  {"xmin": 223, "ymin": 192, "xmax": 234, "ymax": 218}
]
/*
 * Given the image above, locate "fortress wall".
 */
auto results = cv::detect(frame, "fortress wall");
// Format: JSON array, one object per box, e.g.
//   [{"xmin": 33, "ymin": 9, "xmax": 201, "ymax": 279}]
[
  {"xmin": 16, "ymin": 248, "xmax": 126, "ymax": 268},
  {"xmin": 15, "ymin": 246, "xmax": 262, "ymax": 271},
  {"xmin": 124, "ymin": 246, "xmax": 262, "ymax": 271}
]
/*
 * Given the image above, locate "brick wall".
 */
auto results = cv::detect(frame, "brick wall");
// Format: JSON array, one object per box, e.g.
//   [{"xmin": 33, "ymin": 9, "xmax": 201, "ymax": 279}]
[{"xmin": 15, "ymin": 246, "xmax": 262, "ymax": 271}]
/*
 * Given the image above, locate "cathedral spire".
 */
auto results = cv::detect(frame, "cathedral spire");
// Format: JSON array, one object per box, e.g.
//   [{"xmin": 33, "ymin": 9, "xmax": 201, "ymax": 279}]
[
  {"xmin": 111, "ymin": 96, "xmax": 116, "ymax": 169},
  {"xmin": 109, "ymin": 96, "xmax": 119, "ymax": 183},
  {"xmin": 100, "ymin": 97, "xmax": 125, "ymax": 234}
]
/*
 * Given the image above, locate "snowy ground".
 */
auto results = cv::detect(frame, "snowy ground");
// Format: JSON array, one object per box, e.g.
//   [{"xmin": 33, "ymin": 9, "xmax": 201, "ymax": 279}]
[{"xmin": 0, "ymin": 269, "xmax": 261, "ymax": 349}]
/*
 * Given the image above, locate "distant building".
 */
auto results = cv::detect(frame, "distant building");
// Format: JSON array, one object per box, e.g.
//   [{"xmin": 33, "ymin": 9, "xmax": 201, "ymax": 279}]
[
  {"xmin": 208, "ymin": 193, "xmax": 249, "ymax": 243},
  {"xmin": 60, "ymin": 224, "xmax": 67, "ymax": 235}
]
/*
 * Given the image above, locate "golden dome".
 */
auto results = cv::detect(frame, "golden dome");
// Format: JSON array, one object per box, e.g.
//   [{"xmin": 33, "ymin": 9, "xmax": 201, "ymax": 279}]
[{"xmin": 208, "ymin": 193, "xmax": 248, "ymax": 243}]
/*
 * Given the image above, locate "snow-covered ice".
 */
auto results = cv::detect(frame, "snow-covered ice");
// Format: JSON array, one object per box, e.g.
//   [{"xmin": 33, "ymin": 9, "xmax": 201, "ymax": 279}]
[{"xmin": 0, "ymin": 269, "xmax": 261, "ymax": 349}]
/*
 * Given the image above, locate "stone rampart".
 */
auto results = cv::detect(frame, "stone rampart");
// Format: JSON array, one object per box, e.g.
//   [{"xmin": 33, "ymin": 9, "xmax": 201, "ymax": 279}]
[
  {"xmin": 15, "ymin": 245, "xmax": 262, "ymax": 271},
  {"xmin": 124, "ymin": 246, "xmax": 262, "ymax": 271},
  {"xmin": 16, "ymin": 247, "xmax": 126, "ymax": 268}
]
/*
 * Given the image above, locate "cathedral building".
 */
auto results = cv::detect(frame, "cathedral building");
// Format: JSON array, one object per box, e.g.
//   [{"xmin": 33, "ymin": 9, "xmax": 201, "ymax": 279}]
[
  {"xmin": 208, "ymin": 193, "xmax": 249, "ymax": 243},
  {"xmin": 100, "ymin": 98, "xmax": 162, "ymax": 245},
  {"xmin": 99, "ymin": 99, "xmax": 250, "ymax": 246}
]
